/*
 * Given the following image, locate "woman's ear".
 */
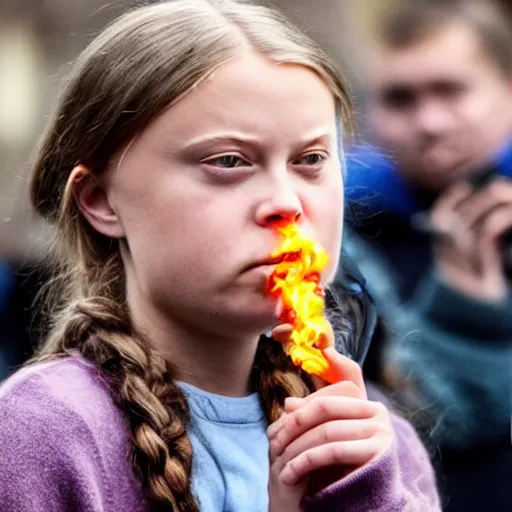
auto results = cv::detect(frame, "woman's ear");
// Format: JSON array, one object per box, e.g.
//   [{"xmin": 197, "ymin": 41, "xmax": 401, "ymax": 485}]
[{"xmin": 71, "ymin": 165, "xmax": 125, "ymax": 238}]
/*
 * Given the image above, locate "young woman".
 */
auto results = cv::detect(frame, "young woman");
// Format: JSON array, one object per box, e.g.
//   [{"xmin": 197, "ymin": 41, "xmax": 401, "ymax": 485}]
[{"xmin": 0, "ymin": 1, "xmax": 440, "ymax": 510}]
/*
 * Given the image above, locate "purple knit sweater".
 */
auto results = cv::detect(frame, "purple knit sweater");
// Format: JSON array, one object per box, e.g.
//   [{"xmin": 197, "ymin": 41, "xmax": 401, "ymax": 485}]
[{"xmin": 0, "ymin": 356, "xmax": 440, "ymax": 511}]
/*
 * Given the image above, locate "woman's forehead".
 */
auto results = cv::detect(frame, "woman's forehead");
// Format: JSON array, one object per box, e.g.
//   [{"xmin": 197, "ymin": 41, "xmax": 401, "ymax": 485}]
[{"xmin": 143, "ymin": 53, "xmax": 338, "ymax": 146}]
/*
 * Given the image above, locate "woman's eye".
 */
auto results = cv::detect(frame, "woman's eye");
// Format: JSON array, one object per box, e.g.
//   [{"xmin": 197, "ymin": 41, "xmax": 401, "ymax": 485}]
[
  {"xmin": 294, "ymin": 153, "xmax": 326, "ymax": 166},
  {"xmin": 203, "ymin": 155, "xmax": 248, "ymax": 168}
]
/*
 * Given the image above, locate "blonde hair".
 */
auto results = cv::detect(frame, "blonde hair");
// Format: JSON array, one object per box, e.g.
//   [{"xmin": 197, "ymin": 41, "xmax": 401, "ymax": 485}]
[{"xmin": 29, "ymin": 1, "xmax": 353, "ymax": 510}]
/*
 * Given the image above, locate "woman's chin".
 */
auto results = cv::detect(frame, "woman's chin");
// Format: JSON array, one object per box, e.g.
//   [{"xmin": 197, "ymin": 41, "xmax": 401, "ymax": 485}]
[{"xmin": 230, "ymin": 296, "xmax": 280, "ymax": 335}]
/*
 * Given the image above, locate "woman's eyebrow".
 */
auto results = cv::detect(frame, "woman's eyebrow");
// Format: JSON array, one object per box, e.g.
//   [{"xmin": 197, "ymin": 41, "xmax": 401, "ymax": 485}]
[
  {"xmin": 180, "ymin": 129, "xmax": 335, "ymax": 154},
  {"xmin": 182, "ymin": 133, "xmax": 262, "ymax": 151},
  {"xmin": 292, "ymin": 131, "xmax": 334, "ymax": 152}
]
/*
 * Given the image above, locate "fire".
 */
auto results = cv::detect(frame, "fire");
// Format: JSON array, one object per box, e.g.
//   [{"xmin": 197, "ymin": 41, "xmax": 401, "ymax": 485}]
[{"xmin": 265, "ymin": 223, "xmax": 332, "ymax": 379}]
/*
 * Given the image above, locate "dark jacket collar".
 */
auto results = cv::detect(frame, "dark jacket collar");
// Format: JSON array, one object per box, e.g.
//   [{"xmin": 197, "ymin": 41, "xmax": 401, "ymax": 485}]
[{"xmin": 328, "ymin": 254, "xmax": 377, "ymax": 367}]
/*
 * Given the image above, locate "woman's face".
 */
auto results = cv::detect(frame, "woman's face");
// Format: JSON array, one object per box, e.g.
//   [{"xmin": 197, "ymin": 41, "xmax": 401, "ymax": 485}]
[{"xmin": 101, "ymin": 52, "xmax": 343, "ymax": 337}]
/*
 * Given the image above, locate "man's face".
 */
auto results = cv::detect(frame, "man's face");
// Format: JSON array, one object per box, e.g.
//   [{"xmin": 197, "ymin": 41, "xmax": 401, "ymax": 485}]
[{"xmin": 370, "ymin": 21, "xmax": 512, "ymax": 190}]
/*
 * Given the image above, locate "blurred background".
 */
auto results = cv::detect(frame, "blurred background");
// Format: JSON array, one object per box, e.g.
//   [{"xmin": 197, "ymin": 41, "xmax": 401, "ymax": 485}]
[{"xmin": 1, "ymin": 1, "xmax": 511, "ymax": 511}]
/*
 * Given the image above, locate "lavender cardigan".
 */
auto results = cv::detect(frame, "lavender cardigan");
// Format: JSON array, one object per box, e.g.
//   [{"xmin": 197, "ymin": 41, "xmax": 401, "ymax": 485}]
[{"xmin": 0, "ymin": 356, "xmax": 440, "ymax": 511}]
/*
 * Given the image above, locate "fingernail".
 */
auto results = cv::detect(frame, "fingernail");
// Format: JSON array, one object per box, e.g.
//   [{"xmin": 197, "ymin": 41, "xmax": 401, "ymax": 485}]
[
  {"xmin": 284, "ymin": 397, "xmax": 303, "ymax": 411},
  {"xmin": 267, "ymin": 414, "xmax": 285, "ymax": 438},
  {"xmin": 267, "ymin": 423, "xmax": 279, "ymax": 439}
]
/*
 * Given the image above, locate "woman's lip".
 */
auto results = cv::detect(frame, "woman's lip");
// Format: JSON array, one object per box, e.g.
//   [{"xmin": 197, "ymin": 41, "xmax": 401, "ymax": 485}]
[
  {"xmin": 246, "ymin": 256, "xmax": 285, "ymax": 271},
  {"xmin": 246, "ymin": 262, "xmax": 279, "ymax": 273}
]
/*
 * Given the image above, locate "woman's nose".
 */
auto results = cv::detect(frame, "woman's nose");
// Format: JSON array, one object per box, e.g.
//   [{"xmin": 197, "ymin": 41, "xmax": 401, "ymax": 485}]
[{"xmin": 255, "ymin": 179, "xmax": 303, "ymax": 228}]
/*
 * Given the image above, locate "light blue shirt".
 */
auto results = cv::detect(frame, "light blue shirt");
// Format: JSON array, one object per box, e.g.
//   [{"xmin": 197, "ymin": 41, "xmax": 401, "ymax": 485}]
[{"xmin": 179, "ymin": 382, "xmax": 269, "ymax": 512}]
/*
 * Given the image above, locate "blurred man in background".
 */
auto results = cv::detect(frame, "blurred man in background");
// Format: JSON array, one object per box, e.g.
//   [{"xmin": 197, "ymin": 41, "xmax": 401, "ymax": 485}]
[{"xmin": 344, "ymin": 1, "xmax": 512, "ymax": 510}]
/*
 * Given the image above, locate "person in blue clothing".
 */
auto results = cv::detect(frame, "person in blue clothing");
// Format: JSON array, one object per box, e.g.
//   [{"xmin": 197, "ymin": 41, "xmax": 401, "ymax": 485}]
[
  {"xmin": 0, "ymin": 257, "xmax": 50, "ymax": 382},
  {"xmin": 0, "ymin": 260, "xmax": 16, "ymax": 377},
  {"xmin": 343, "ymin": 1, "xmax": 512, "ymax": 511}
]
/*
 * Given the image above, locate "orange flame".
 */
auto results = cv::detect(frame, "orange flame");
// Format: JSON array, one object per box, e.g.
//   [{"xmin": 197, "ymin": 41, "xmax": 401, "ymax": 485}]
[{"xmin": 265, "ymin": 223, "xmax": 331, "ymax": 378}]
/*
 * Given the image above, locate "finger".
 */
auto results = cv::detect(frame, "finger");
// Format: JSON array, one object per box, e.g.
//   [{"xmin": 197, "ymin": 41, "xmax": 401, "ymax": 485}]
[
  {"xmin": 315, "ymin": 320, "xmax": 335, "ymax": 350},
  {"xmin": 313, "ymin": 349, "xmax": 366, "ymax": 395},
  {"xmin": 478, "ymin": 206, "xmax": 512, "ymax": 294},
  {"xmin": 271, "ymin": 323, "xmax": 294, "ymax": 345},
  {"xmin": 274, "ymin": 418, "xmax": 382, "ymax": 461},
  {"xmin": 429, "ymin": 183, "xmax": 474, "ymax": 247},
  {"xmin": 267, "ymin": 412, "xmax": 287, "ymax": 439},
  {"xmin": 272, "ymin": 396, "xmax": 379, "ymax": 457},
  {"xmin": 284, "ymin": 397, "xmax": 306, "ymax": 412},
  {"xmin": 279, "ymin": 438, "xmax": 389, "ymax": 486},
  {"xmin": 310, "ymin": 324, "xmax": 336, "ymax": 389},
  {"xmin": 269, "ymin": 393, "xmax": 344, "ymax": 460},
  {"xmin": 284, "ymin": 381, "xmax": 363, "ymax": 417},
  {"xmin": 430, "ymin": 199, "xmax": 476, "ymax": 267},
  {"xmin": 306, "ymin": 376, "xmax": 366, "ymax": 403},
  {"xmin": 431, "ymin": 182, "xmax": 473, "ymax": 223},
  {"xmin": 284, "ymin": 377, "xmax": 364, "ymax": 413},
  {"xmin": 480, "ymin": 205, "xmax": 512, "ymax": 249},
  {"xmin": 458, "ymin": 181, "xmax": 512, "ymax": 229},
  {"xmin": 459, "ymin": 204, "xmax": 512, "ymax": 286}
]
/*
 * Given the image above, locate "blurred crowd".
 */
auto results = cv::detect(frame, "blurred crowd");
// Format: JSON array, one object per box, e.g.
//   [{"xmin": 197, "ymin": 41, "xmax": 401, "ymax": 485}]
[{"xmin": 0, "ymin": 1, "xmax": 511, "ymax": 511}]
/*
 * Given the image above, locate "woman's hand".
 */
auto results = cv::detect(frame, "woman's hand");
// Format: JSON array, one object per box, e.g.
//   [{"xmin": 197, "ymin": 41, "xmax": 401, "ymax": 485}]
[{"xmin": 267, "ymin": 329, "xmax": 394, "ymax": 510}]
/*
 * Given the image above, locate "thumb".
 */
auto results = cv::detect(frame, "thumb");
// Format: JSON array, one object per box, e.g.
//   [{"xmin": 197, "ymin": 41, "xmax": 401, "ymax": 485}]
[
  {"xmin": 313, "ymin": 348, "xmax": 367, "ymax": 397},
  {"xmin": 270, "ymin": 323, "xmax": 295, "ymax": 345}
]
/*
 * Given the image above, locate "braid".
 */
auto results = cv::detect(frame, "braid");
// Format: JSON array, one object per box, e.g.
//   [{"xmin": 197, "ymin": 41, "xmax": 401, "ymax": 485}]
[
  {"xmin": 252, "ymin": 336, "xmax": 313, "ymax": 424},
  {"xmin": 37, "ymin": 297, "xmax": 200, "ymax": 512}
]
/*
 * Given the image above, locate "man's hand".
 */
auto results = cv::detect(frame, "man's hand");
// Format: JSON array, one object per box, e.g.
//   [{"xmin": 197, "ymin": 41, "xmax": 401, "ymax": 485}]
[{"xmin": 430, "ymin": 178, "xmax": 512, "ymax": 301}]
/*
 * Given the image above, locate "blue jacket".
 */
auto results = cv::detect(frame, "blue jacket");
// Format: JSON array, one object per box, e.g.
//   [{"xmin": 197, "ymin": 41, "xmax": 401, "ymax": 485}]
[
  {"xmin": 345, "ymin": 140, "xmax": 512, "ymax": 300},
  {"xmin": 345, "ymin": 139, "xmax": 512, "ymax": 220}
]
